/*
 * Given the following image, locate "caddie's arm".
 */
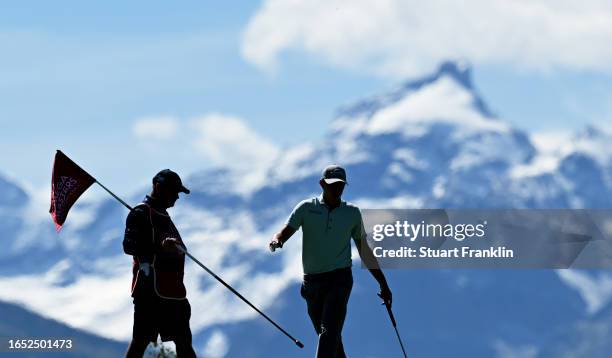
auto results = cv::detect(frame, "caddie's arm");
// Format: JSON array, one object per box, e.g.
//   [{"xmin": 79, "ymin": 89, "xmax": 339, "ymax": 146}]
[{"xmin": 123, "ymin": 207, "xmax": 154, "ymax": 275}]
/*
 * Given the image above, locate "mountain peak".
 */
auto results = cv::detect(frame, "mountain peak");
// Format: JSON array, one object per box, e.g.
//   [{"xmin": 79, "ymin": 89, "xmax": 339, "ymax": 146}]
[
  {"xmin": 576, "ymin": 124, "xmax": 612, "ymax": 140},
  {"xmin": 436, "ymin": 60, "xmax": 473, "ymax": 89},
  {"xmin": 335, "ymin": 60, "xmax": 494, "ymax": 122},
  {"xmin": 398, "ymin": 60, "xmax": 473, "ymax": 94}
]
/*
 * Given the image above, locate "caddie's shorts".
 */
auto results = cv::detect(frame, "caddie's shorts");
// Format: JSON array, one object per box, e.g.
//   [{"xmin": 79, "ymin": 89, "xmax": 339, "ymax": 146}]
[{"xmin": 132, "ymin": 274, "xmax": 192, "ymax": 343}]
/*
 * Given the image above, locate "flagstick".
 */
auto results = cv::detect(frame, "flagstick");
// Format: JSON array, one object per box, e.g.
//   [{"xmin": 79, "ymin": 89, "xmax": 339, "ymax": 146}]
[
  {"xmin": 94, "ymin": 180, "xmax": 133, "ymax": 211},
  {"xmin": 177, "ymin": 246, "xmax": 304, "ymax": 348}
]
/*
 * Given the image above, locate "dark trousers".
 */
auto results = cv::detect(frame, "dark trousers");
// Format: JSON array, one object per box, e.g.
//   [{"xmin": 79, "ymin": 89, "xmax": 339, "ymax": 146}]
[
  {"xmin": 301, "ymin": 267, "xmax": 353, "ymax": 358},
  {"xmin": 131, "ymin": 273, "xmax": 196, "ymax": 358}
]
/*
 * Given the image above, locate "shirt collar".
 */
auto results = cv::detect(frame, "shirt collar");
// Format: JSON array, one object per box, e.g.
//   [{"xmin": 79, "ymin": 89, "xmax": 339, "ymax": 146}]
[
  {"xmin": 144, "ymin": 195, "xmax": 166, "ymax": 211},
  {"xmin": 318, "ymin": 194, "xmax": 345, "ymax": 208}
]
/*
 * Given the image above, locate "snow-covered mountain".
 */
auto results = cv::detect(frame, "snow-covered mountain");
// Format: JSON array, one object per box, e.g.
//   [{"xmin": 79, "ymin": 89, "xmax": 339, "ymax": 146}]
[{"xmin": 1, "ymin": 61, "xmax": 611, "ymax": 357}]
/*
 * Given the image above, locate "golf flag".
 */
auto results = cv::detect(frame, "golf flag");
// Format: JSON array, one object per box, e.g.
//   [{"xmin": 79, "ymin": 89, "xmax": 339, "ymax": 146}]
[{"xmin": 49, "ymin": 150, "xmax": 95, "ymax": 231}]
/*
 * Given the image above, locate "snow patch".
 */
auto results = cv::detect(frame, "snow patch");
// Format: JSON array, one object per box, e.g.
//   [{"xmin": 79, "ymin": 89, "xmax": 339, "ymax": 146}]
[{"xmin": 366, "ymin": 76, "xmax": 508, "ymax": 136}]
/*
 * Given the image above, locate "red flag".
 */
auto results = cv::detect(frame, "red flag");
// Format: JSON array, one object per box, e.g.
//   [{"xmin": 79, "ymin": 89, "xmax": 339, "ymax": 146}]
[{"xmin": 49, "ymin": 150, "xmax": 95, "ymax": 232}]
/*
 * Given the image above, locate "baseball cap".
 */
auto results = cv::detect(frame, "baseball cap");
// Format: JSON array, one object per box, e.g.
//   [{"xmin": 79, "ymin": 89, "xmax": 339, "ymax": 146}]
[
  {"xmin": 322, "ymin": 164, "xmax": 348, "ymax": 185},
  {"xmin": 153, "ymin": 169, "xmax": 190, "ymax": 194}
]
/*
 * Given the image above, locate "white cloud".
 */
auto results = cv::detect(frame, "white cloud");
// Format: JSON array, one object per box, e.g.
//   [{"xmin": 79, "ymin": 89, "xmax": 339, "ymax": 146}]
[
  {"xmin": 492, "ymin": 340, "xmax": 538, "ymax": 358},
  {"xmin": 202, "ymin": 330, "xmax": 229, "ymax": 358},
  {"xmin": 190, "ymin": 114, "xmax": 280, "ymax": 171},
  {"xmin": 242, "ymin": 0, "xmax": 612, "ymax": 76},
  {"xmin": 556, "ymin": 269, "xmax": 612, "ymax": 315},
  {"xmin": 128, "ymin": 113, "xmax": 283, "ymax": 195},
  {"xmin": 0, "ymin": 262, "xmax": 135, "ymax": 340},
  {"xmin": 133, "ymin": 116, "xmax": 179, "ymax": 140}
]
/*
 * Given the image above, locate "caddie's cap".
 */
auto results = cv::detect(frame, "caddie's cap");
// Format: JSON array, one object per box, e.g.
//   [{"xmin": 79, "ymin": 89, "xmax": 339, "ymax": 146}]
[
  {"xmin": 153, "ymin": 169, "xmax": 190, "ymax": 194},
  {"xmin": 321, "ymin": 164, "xmax": 348, "ymax": 185}
]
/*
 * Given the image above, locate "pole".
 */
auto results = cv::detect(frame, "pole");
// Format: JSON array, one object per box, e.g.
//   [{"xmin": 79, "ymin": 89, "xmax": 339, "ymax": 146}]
[
  {"xmin": 177, "ymin": 246, "xmax": 304, "ymax": 349},
  {"xmin": 379, "ymin": 294, "xmax": 408, "ymax": 358},
  {"xmin": 95, "ymin": 180, "xmax": 133, "ymax": 211}
]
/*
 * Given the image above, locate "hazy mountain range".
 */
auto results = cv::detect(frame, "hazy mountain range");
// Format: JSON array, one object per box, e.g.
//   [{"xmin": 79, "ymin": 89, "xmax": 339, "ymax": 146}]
[{"xmin": 1, "ymin": 61, "xmax": 611, "ymax": 357}]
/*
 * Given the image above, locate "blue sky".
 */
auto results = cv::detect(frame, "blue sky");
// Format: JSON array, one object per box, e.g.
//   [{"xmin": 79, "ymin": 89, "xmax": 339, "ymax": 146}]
[{"xmin": 1, "ymin": 1, "xmax": 612, "ymax": 198}]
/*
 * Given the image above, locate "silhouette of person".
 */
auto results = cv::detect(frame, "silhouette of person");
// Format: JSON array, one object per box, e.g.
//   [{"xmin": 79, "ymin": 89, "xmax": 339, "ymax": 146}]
[
  {"xmin": 123, "ymin": 169, "xmax": 196, "ymax": 358},
  {"xmin": 270, "ymin": 165, "xmax": 392, "ymax": 358}
]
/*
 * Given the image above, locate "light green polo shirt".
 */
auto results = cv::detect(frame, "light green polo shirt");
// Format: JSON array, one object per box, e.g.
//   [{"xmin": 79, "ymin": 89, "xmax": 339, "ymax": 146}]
[{"xmin": 287, "ymin": 195, "xmax": 366, "ymax": 274}]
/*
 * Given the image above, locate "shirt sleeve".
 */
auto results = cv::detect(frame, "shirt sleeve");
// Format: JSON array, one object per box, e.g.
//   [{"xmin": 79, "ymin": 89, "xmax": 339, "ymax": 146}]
[
  {"xmin": 351, "ymin": 208, "xmax": 367, "ymax": 243},
  {"xmin": 286, "ymin": 200, "xmax": 307, "ymax": 230}
]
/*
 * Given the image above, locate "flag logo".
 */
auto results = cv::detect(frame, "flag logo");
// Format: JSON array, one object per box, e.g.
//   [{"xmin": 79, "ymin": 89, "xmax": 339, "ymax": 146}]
[{"xmin": 49, "ymin": 151, "xmax": 95, "ymax": 231}]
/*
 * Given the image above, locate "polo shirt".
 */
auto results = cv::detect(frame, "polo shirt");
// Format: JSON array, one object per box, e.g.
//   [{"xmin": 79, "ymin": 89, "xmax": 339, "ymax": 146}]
[{"xmin": 286, "ymin": 195, "xmax": 366, "ymax": 274}]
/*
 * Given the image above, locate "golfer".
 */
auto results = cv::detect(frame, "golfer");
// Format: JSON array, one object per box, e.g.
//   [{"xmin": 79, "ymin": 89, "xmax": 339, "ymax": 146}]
[
  {"xmin": 270, "ymin": 164, "xmax": 392, "ymax": 358},
  {"xmin": 123, "ymin": 169, "xmax": 196, "ymax": 358}
]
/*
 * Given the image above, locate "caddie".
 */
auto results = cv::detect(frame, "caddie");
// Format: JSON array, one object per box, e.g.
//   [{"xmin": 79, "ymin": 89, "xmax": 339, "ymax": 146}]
[{"xmin": 122, "ymin": 169, "xmax": 196, "ymax": 358}]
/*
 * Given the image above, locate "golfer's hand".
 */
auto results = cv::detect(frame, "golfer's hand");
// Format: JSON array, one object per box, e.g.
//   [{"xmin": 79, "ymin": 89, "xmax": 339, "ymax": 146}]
[
  {"xmin": 378, "ymin": 284, "xmax": 393, "ymax": 308},
  {"xmin": 162, "ymin": 237, "xmax": 180, "ymax": 252},
  {"xmin": 269, "ymin": 238, "xmax": 283, "ymax": 252}
]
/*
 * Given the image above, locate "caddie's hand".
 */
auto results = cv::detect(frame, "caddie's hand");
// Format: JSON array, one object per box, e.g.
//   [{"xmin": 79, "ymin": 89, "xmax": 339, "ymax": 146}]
[
  {"xmin": 162, "ymin": 237, "xmax": 180, "ymax": 252},
  {"xmin": 377, "ymin": 284, "xmax": 393, "ymax": 308},
  {"xmin": 269, "ymin": 238, "xmax": 283, "ymax": 252}
]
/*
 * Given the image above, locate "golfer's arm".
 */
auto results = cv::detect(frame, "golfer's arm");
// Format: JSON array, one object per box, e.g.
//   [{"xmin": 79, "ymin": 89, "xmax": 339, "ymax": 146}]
[
  {"xmin": 274, "ymin": 225, "xmax": 297, "ymax": 246},
  {"xmin": 356, "ymin": 240, "xmax": 389, "ymax": 288}
]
